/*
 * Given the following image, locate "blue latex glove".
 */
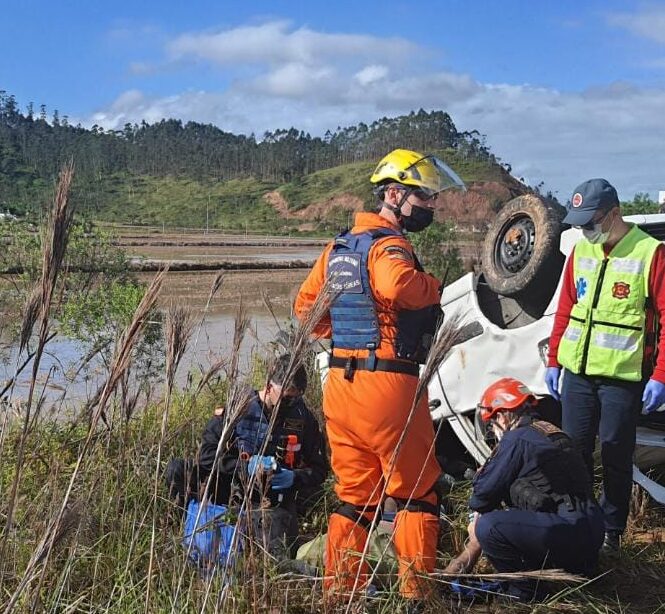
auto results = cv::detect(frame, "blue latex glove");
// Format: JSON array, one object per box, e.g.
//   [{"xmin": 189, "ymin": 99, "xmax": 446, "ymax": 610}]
[
  {"xmin": 247, "ymin": 455, "xmax": 276, "ymax": 475},
  {"xmin": 271, "ymin": 467, "xmax": 295, "ymax": 490},
  {"xmin": 642, "ymin": 379, "xmax": 665, "ymax": 413},
  {"xmin": 450, "ymin": 579, "xmax": 503, "ymax": 599},
  {"xmin": 544, "ymin": 367, "xmax": 561, "ymax": 401}
]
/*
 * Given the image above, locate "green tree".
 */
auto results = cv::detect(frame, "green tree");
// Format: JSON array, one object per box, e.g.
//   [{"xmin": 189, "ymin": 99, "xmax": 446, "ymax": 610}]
[
  {"xmin": 410, "ymin": 221, "xmax": 465, "ymax": 284},
  {"xmin": 59, "ymin": 279, "xmax": 164, "ymax": 385},
  {"xmin": 622, "ymin": 192, "xmax": 659, "ymax": 216},
  {"xmin": 0, "ymin": 219, "xmax": 163, "ymax": 385}
]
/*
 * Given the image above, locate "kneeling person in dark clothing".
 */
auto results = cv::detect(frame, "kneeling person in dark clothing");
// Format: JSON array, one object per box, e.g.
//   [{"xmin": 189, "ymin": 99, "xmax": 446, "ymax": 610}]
[
  {"xmin": 445, "ymin": 377, "xmax": 604, "ymax": 601},
  {"xmin": 166, "ymin": 355, "xmax": 328, "ymax": 558}
]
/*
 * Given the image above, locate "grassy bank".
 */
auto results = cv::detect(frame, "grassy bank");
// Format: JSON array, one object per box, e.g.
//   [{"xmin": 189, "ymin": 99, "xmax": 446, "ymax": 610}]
[
  {"xmin": 1, "ymin": 390, "xmax": 664, "ymax": 613},
  {"xmin": 0, "ymin": 381, "xmax": 330, "ymax": 613}
]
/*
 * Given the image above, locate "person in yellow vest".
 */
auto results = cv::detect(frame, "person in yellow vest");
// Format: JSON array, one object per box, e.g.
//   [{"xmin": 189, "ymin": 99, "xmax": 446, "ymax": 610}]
[{"xmin": 545, "ymin": 178, "xmax": 665, "ymax": 553}]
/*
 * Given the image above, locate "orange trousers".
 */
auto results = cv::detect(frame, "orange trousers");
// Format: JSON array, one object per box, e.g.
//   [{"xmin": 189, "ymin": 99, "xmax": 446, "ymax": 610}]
[{"xmin": 322, "ymin": 367, "xmax": 441, "ymax": 599}]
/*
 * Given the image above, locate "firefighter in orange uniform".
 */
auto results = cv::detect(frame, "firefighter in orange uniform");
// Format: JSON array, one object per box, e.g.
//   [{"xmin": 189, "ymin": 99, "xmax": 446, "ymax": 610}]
[{"xmin": 295, "ymin": 149, "xmax": 465, "ymax": 602}]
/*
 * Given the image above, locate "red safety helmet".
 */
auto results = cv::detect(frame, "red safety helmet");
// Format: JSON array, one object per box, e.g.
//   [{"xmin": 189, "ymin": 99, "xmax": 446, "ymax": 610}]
[{"xmin": 478, "ymin": 377, "xmax": 537, "ymax": 422}]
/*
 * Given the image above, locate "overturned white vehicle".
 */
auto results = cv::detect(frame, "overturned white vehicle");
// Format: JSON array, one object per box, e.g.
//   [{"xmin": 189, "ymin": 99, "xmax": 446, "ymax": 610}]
[{"xmin": 429, "ymin": 194, "xmax": 665, "ymax": 504}]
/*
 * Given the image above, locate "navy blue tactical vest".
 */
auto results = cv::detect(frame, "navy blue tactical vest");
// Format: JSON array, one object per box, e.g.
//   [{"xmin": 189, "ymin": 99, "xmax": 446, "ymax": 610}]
[
  {"xmin": 327, "ymin": 228, "xmax": 443, "ymax": 365},
  {"xmin": 235, "ymin": 396, "xmax": 271, "ymax": 457},
  {"xmin": 235, "ymin": 393, "xmax": 306, "ymax": 458},
  {"xmin": 327, "ymin": 228, "xmax": 401, "ymax": 355}
]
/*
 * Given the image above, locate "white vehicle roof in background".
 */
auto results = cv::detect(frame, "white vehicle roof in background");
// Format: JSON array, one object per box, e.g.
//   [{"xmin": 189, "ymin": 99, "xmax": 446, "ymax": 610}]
[{"xmin": 560, "ymin": 213, "xmax": 665, "ymax": 258}]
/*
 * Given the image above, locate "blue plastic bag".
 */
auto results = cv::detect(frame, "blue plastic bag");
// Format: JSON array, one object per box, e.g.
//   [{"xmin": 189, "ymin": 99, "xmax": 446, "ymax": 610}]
[
  {"xmin": 450, "ymin": 578, "xmax": 504, "ymax": 600},
  {"xmin": 183, "ymin": 499, "xmax": 240, "ymax": 568}
]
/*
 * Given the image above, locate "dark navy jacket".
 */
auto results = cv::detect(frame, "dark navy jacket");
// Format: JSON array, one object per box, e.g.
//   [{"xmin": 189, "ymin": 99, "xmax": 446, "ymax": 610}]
[
  {"xmin": 470, "ymin": 418, "xmax": 597, "ymax": 516},
  {"xmin": 198, "ymin": 390, "xmax": 328, "ymax": 509}
]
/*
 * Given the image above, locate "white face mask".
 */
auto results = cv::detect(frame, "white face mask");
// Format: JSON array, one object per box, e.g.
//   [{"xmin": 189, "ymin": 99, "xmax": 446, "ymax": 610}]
[
  {"xmin": 582, "ymin": 211, "xmax": 616, "ymax": 245},
  {"xmin": 582, "ymin": 224, "xmax": 610, "ymax": 244}
]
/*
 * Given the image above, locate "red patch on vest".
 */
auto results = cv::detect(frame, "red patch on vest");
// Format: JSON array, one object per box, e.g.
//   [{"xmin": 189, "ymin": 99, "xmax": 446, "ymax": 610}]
[
  {"xmin": 612, "ymin": 282, "xmax": 631, "ymax": 299},
  {"xmin": 572, "ymin": 192, "xmax": 583, "ymax": 207}
]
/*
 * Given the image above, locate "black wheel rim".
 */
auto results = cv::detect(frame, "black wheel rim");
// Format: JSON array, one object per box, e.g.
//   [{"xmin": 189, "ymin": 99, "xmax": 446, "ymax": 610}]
[{"xmin": 493, "ymin": 214, "xmax": 535, "ymax": 276}]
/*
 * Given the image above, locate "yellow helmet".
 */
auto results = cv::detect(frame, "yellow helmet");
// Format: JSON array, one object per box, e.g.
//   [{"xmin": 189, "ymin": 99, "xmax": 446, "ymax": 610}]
[{"xmin": 370, "ymin": 148, "xmax": 465, "ymax": 196}]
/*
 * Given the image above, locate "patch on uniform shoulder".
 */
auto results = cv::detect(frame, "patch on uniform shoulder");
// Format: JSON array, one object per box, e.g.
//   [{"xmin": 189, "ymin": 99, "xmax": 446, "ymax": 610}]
[
  {"xmin": 575, "ymin": 277, "xmax": 587, "ymax": 299},
  {"xmin": 612, "ymin": 281, "xmax": 631, "ymax": 299},
  {"xmin": 283, "ymin": 418, "xmax": 304, "ymax": 432},
  {"xmin": 383, "ymin": 245, "xmax": 413, "ymax": 262},
  {"xmin": 530, "ymin": 421, "xmax": 561, "ymax": 437},
  {"xmin": 214, "ymin": 406, "xmax": 225, "ymax": 416}
]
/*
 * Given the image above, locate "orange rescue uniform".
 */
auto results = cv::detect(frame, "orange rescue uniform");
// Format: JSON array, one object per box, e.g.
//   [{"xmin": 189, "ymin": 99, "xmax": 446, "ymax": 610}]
[{"xmin": 295, "ymin": 212, "xmax": 442, "ymax": 598}]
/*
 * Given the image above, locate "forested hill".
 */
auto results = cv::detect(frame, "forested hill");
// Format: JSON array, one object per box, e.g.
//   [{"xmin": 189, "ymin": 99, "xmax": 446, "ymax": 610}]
[{"xmin": 0, "ymin": 90, "xmax": 527, "ymax": 231}]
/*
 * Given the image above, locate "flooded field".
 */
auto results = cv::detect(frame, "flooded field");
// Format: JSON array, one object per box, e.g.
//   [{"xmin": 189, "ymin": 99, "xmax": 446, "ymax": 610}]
[
  {"xmin": 141, "ymin": 268, "xmax": 309, "ymax": 313},
  {"xmin": 2, "ymin": 230, "xmax": 321, "ymax": 408}
]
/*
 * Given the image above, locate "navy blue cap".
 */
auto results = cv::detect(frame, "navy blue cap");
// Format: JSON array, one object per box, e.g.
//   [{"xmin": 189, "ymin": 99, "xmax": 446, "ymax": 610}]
[{"xmin": 562, "ymin": 178, "xmax": 619, "ymax": 226}]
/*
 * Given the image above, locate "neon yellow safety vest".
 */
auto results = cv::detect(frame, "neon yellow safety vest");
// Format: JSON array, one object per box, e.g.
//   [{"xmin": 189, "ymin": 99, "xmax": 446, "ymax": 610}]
[{"xmin": 557, "ymin": 224, "xmax": 660, "ymax": 382}]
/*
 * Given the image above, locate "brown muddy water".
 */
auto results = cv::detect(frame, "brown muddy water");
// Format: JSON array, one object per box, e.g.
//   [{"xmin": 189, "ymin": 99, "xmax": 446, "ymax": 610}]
[{"xmin": 2, "ymin": 247, "xmax": 319, "ymax": 409}]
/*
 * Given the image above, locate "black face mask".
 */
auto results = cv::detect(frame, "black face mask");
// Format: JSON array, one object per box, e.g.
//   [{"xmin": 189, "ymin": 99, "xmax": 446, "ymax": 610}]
[
  {"xmin": 401, "ymin": 205, "xmax": 434, "ymax": 233},
  {"xmin": 278, "ymin": 396, "xmax": 299, "ymax": 411}
]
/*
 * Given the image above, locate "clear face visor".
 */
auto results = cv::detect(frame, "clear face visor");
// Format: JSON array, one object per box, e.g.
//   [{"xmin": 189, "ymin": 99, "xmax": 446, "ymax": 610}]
[
  {"xmin": 475, "ymin": 405, "xmax": 497, "ymax": 446},
  {"xmin": 405, "ymin": 155, "xmax": 466, "ymax": 196}
]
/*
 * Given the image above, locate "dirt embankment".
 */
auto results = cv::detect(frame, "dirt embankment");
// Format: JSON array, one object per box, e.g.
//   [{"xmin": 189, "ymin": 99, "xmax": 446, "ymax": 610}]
[
  {"xmin": 265, "ymin": 191, "xmax": 365, "ymax": 229},
  {"xmin": 265, "ymin": 177, "xmax": 528, "ymax": 230},
  {"xmin": 435, "ymin": 180, "xmax": 528, "ymax": 227}
]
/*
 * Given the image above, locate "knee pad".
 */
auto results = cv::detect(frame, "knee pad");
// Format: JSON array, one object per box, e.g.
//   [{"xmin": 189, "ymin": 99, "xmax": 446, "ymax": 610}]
[
  {"xmin": 334, "ymin": 502, "xmax": 378, "ymax": 530},
  {"xmin": 392, "ymin": 496, "xmax": 440, "ymax": 518}
]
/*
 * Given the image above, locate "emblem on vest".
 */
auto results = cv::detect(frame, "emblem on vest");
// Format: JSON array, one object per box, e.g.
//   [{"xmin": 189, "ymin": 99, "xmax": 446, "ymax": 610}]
[
  {"xmin": 575, "ymin": 277, "xmax": 587, "ymax": 299},
  {"xmin": 328, "ymin": 254, "xmax": 363, "ymax": 293},
  {"xmin": 612, "ymin": 281, "xmax": 631, "ymax": 299}
]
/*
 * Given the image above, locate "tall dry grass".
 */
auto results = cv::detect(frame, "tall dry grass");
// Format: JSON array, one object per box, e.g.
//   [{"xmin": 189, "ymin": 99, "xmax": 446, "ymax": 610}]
[
  {"xmin": 3, "ymin": 162, "xmax": 76, "ymax": 542},
  {"xmin": 146, "ymin": 304, "xmax": 195, "ymax": 610},
  {"xmin": 3, "ymin": 266, "xmax": 168, "ymax": 613}
]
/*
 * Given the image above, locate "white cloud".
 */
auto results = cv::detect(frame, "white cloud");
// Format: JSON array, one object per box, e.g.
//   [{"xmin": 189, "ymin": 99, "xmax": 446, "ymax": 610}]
[
  {"xmin": 448, "ymin": 84, "xmax": 665, "ymax": 198},
  {"xmin": 167, "ymin": 20, "xmax": 419, "ymax": 67},
  {"xmin": 255, "ymin": 62, "xmax": 336, "ymax": 98},
  {"xmin": 89, "ymin": 20, "xmax": 665, "ymax": 199},
  {"xmin": 354, "ymin": 65, "xmax": 389, "ymax": 86},
  {"xmin": 607, "ymin": 6, "xmax": 665, "ymax": 45}
]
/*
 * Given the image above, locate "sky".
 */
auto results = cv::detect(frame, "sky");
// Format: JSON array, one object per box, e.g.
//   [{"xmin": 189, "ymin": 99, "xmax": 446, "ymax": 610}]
[{"xmin": 2, "ymin": 0, "xmax": 665, "ymax": 199}]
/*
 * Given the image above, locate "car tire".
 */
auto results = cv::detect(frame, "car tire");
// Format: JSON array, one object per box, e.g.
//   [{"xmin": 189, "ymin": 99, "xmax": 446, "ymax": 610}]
[{"xmin": 481, "ymin": 194, "xmax": 564, "ymax": 297}]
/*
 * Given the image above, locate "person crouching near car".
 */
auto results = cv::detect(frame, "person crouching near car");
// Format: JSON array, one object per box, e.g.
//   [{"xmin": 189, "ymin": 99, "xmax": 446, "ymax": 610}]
[
  {"xmin": 444, "ymin": 377, "xmax": 604, "ymax": 601},
  {"xmin": 165, "ymin": 354, "xmax": 328, "ymax": 559}
]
